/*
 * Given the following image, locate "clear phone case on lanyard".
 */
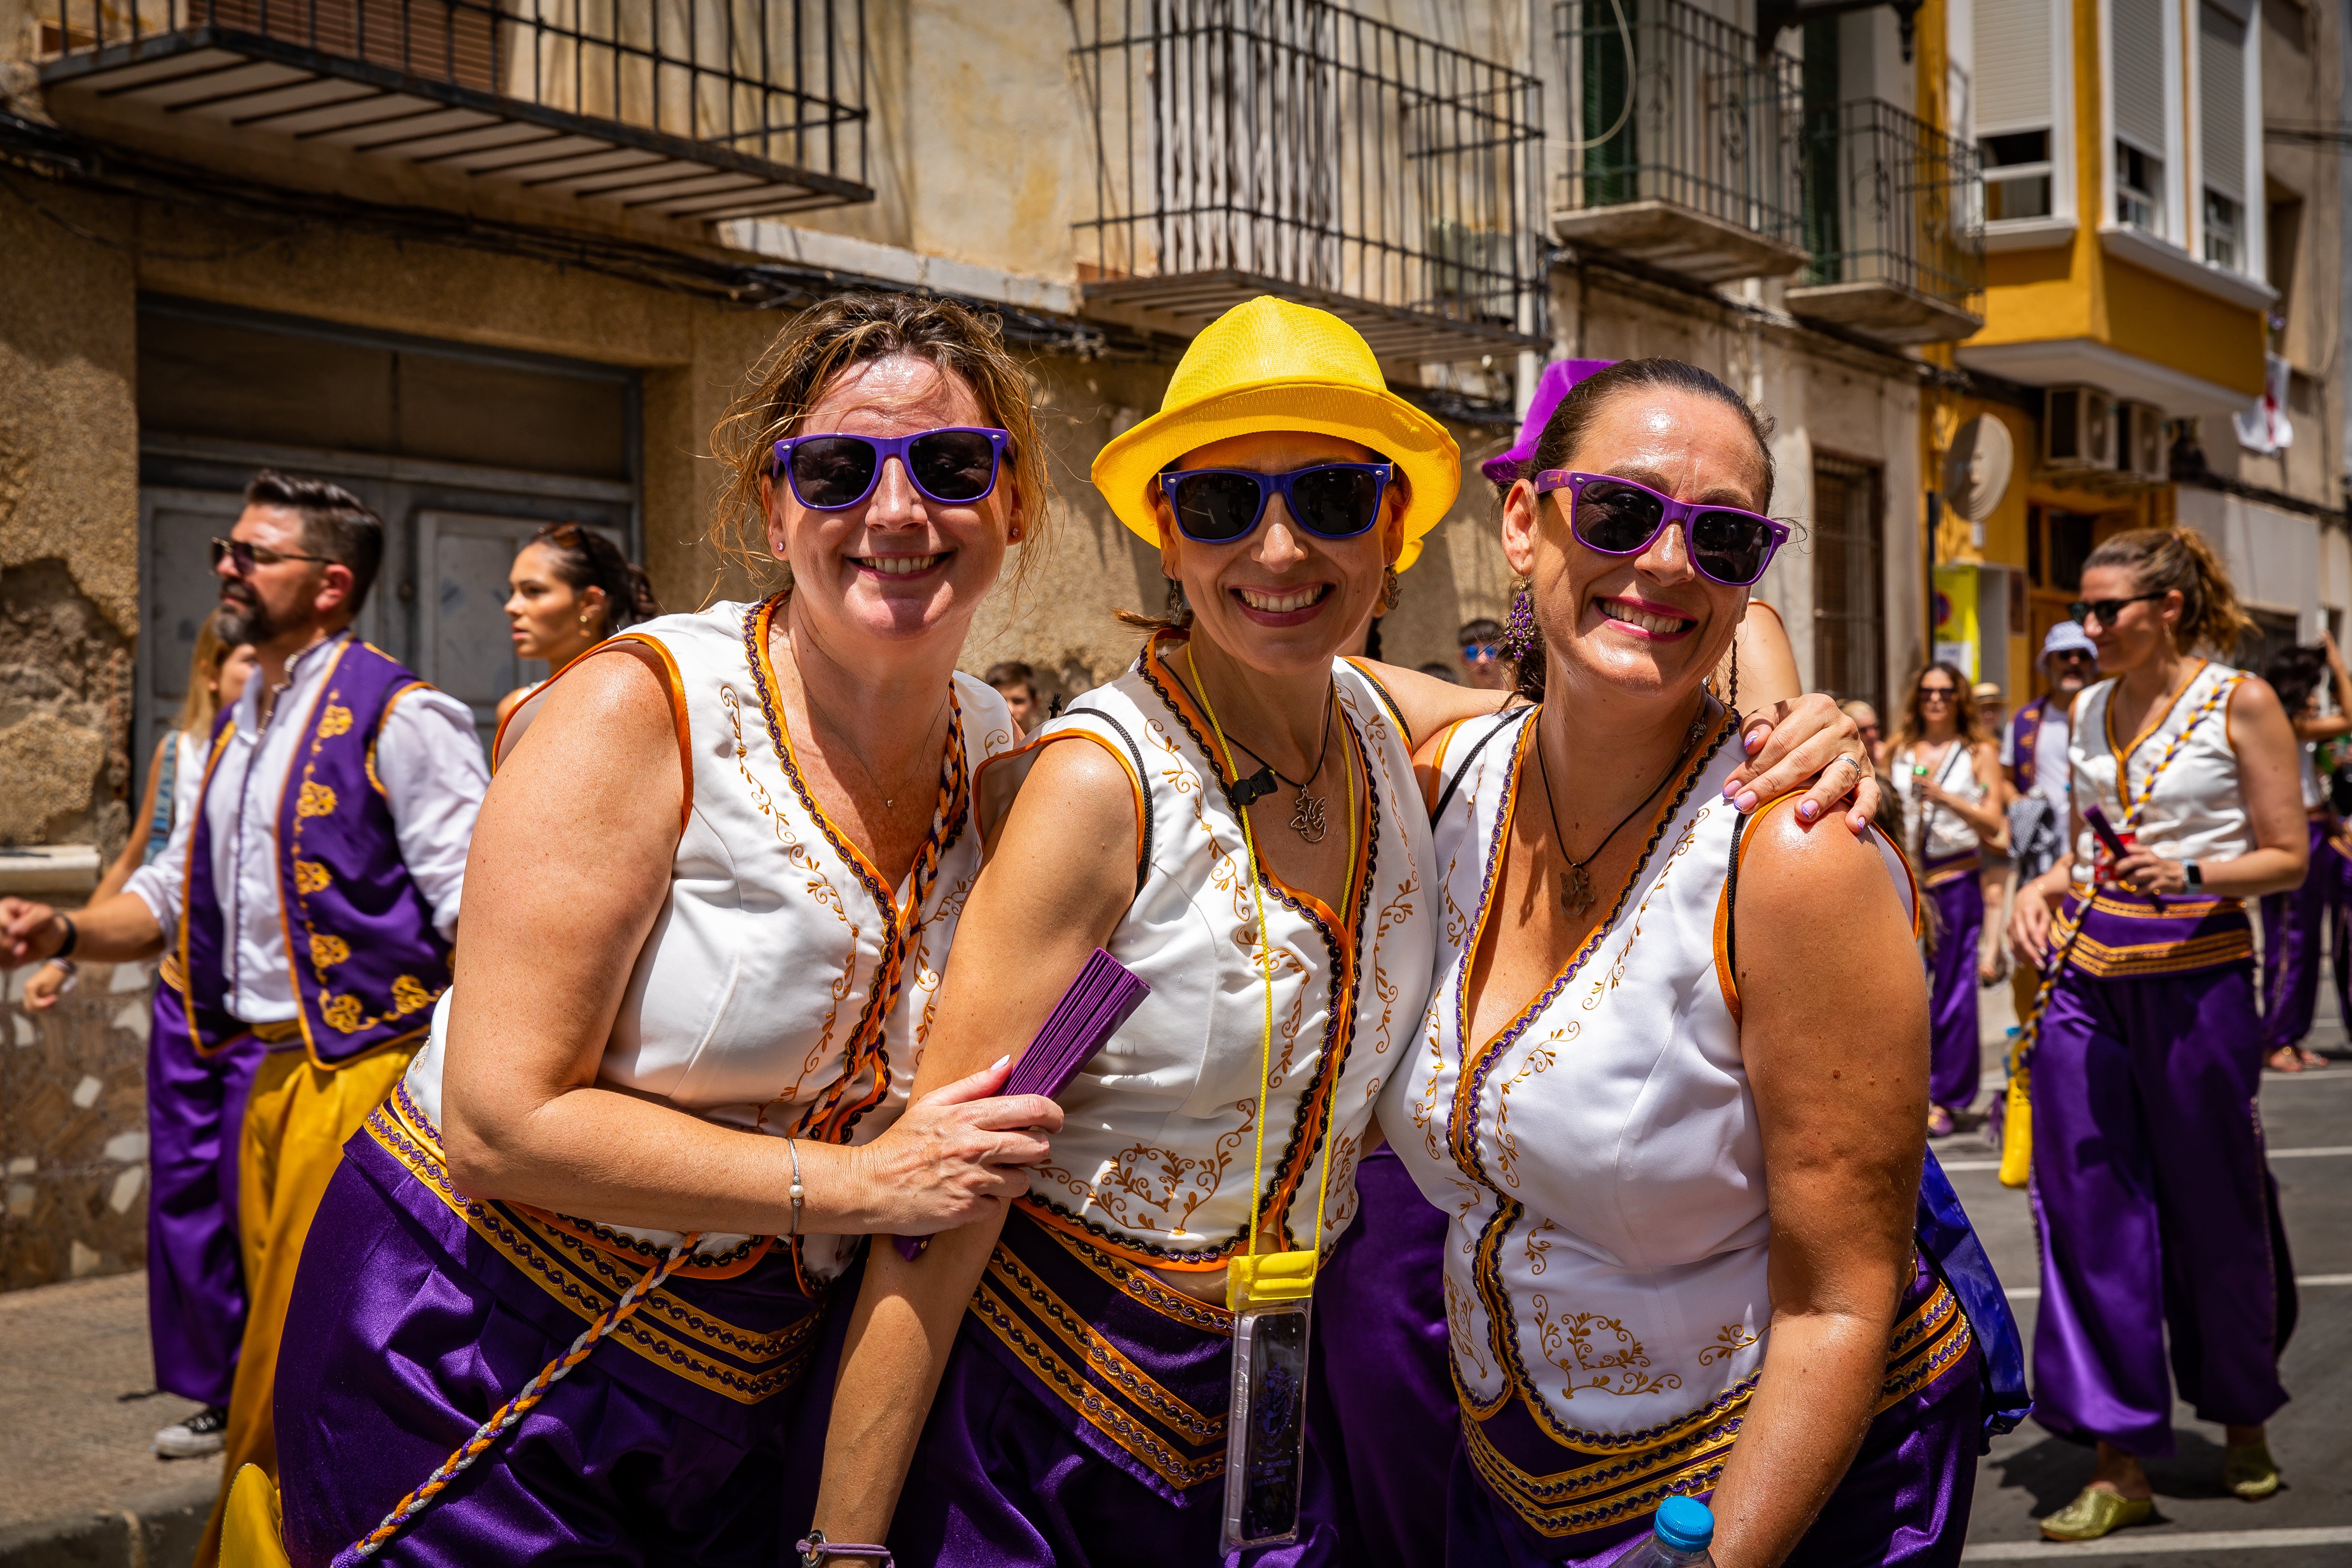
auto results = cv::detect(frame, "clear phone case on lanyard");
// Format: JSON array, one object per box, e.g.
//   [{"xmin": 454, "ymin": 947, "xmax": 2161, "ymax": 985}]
[{"xmin": 1221, "ymin": 1292, "xmax": 1313, "ymax": 1552}]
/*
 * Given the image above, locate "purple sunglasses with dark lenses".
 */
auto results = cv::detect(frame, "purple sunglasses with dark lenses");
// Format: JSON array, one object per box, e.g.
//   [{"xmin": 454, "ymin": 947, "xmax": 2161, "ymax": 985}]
[
  {"xmin": 771, "ymin": 427, "xmax": 1010, "ymax": 510},
  {"xmin": 1158, "ymin": 462, "xmax": 1393, "ymax": 544},
  {"xmin": 1531, "ymin": 471, "xmax": 1789, "ymax": 587}
]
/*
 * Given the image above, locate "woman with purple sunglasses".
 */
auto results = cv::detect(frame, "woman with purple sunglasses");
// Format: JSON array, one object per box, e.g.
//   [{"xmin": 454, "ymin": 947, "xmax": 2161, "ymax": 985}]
[
  {"xmin": 259, "ymin": 294, "xmax": 1065, "ymax": 1566},
  {"xmin": 798, "ymin": 314, "xmax": 1889, "ymax": 1568},
  {"xmin": 1382, "ymin": 358, "xmax": 2015, "ymax": 1567}
]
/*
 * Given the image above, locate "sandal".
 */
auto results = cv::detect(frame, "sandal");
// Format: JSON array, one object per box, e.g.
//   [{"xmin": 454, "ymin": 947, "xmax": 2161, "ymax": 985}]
[{"xmin": 2266, "ymin": 1046, "xmax": 2306, "ymax": 1073}]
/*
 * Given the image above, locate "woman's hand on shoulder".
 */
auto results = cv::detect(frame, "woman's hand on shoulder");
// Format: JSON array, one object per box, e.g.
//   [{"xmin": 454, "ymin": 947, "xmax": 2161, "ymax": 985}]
[{"xmin": 1723, "ymin": 695, "xmax": 1881, "ymax": 835}]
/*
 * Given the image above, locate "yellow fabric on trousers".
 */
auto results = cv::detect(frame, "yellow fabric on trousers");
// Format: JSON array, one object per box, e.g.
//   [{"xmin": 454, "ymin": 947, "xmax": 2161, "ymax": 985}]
[
  {"xmin": 220, "ymin": 1465, "xmax": 293, "ymax": 1568},
  {"xmin": 199, "ymin": 1045, "xmax": 416, "ymax": 1568}
]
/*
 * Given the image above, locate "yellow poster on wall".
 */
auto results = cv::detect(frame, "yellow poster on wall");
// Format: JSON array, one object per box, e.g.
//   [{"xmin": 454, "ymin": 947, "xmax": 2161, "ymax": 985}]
[{"xmin": 1933, "ymin": 565, "xmax": 1979, "ymax": 680}]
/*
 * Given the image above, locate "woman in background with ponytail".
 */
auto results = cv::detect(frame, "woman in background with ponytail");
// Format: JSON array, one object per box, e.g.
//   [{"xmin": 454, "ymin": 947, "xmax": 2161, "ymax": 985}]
[
  {"xmin": 494, "ymin": 521, "xmax": 663, "ymax": 724},
  {"xmin": 2008, "ymin": 528, "xmax": 2307, "ymax": 1541},
  {"xmin": 1888, "ymin": 661, "xmax": 2008, "ymax": 1137}
]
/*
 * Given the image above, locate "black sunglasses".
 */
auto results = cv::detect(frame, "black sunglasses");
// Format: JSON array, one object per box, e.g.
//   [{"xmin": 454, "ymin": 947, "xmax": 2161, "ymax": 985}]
[
  {"xmin": 1157, "ymin": 463, "xmax": 1393, "ymax": 545},
  {"xmin": 211, "ymin": 536, "xmax": 331, "ymax": 575},
  {"xmin": 2068, "ymin": 592, "xmax": 2167, "ymax": 627},
  {"xmin": 769, "ymin": 427, "xmax": 1010, "ymax": 510},
  {"xmin": 1530, "ymin": 472, "xmax": 1788, "ymax": 587}
]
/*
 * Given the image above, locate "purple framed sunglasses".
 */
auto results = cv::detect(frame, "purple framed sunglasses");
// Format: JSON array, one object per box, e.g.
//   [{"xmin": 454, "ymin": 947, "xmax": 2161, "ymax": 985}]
[
  {"xmin": 770, "ymin": 426, "xmax": 1010, "ymax": 510},
  {"xmin": 1532, "ymin": 470, "xmax": 1789, "ymax": 587}
]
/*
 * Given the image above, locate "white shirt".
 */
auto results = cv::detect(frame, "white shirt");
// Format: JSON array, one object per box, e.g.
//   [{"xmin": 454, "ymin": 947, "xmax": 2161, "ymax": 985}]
[
  {"xmin": 2067, "ymin": 662, "xmax": 2252, "ymax": 879},
  {"xmin": 127, "ymin": 631, "xmax": 487, "ymax": 1023}
]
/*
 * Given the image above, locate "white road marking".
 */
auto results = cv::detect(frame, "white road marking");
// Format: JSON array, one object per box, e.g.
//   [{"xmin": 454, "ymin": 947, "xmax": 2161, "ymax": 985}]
[
  {"xmin": 1939, "ymin": 1146, "xmax": 2352, "ymax": 1174},
  {"xmin": 1960, "ymin": 1525, "xmax": 2352, "ymax": 1559},
  {"xmin": 2004, "ymin": 1275, "xmax": 2352, "ymax": 1301}
]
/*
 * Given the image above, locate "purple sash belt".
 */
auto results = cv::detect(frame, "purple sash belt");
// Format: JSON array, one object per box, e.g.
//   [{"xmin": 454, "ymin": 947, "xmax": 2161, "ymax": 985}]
[
  {"xmin": 355, "ymin": 1084, "xmax": 826, "ymax": 1446},
  {"xmin": 2060, "ymin": 889, "xmax": 2252, "ymax": 982},
  {"xmin": 1462, "ymin": 1255, "xmax": 1974, "ymax": 1547},
  {"xmin": 966, "ymin": 1208, "xmax": 1237, "ymax": 1506}
]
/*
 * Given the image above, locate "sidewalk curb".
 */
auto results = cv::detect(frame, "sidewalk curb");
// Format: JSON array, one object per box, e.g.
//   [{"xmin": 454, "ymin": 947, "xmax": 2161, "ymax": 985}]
[{"xmin": 0, "ymin": 1477, "xmax": 215, "ymax": 1568}]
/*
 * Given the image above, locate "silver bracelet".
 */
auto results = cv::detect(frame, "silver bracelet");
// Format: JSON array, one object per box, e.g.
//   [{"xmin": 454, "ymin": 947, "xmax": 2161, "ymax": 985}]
[{"xmin": 786, "ymin": 1136, "xmax": 805, "ymax": 1237}]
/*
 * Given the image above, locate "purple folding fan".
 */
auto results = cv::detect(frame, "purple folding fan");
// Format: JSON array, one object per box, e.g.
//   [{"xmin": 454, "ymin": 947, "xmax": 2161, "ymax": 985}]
[{"xmin": 894, "ymin": 949, "xmax": 1148, "ymax": 1261}]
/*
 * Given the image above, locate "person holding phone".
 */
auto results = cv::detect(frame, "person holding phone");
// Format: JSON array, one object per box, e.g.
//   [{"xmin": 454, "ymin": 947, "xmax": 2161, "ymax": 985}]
[{"xmin": 2007, "ymin": 529, "xmax": 2308, "ymax": 1540}]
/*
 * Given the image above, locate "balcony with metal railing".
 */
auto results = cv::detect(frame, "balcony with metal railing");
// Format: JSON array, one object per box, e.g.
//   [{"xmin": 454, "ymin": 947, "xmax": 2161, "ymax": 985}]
[
  {"xmin": 37, "ymin": 1, "xmax": 871, "ymax": 224},
  {"xmin": 1551, "ymin": 0, "xmax": 1807, "ymax": 282},
  {"xmin": 1069, "ymin": 0, "xmax": 1546, "ymax": 365},
  {"xmin": 1784, "ymin": 97, "xmax": 1983, "ymax": 343}
]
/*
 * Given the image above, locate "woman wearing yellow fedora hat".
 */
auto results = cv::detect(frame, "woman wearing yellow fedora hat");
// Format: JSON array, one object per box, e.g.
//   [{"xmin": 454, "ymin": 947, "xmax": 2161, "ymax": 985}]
[{"xmin": 797, "ymin": 301, "xmax": 1882, "ymax": 1568}]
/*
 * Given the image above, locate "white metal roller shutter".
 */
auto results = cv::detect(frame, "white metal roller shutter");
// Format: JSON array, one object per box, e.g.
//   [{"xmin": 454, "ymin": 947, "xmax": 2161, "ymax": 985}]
[
  {"xmin": 1976, "ymin": 0, "xmax": 2053, "ymax": 130},
  {"xmin": 2111, "ymin": 0, "xmax": 2167, "ymax": 153},
  {"xmin": 2200, "ymin": 3, "xmax": 2246, "ymax": 201}
]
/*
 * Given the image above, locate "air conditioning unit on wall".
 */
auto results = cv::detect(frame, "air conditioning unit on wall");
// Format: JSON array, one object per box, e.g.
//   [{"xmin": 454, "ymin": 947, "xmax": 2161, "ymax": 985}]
[
  {"xmin": 2116, "ymin": 401, "xmax": 2170, "ymax": 481},
  {"xmin": 2044, "ymin": 386, "xmax": 2117, "ymax": 471}
]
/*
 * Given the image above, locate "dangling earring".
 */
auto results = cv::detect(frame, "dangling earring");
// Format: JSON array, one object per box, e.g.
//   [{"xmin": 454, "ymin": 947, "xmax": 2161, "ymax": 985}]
[
  {"xmin": 1729, "ymin": 638, "xmax": 1740, "ymax": 717},
  {"xmin": 1165, "ymin": 577, "xmax": 1190, "ymax": 622},
  {"xmin": 1376, "ymin": 565, "xmax": 1402, "ymax": 615},
  {"xmin": 1499, "ymin": 581, "xmax": 1539, "ymax": 663}
]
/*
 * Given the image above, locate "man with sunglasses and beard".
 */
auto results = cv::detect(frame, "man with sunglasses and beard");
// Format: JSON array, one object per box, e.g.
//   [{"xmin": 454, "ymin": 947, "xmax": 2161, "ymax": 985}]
[{"xmin": 0, "ymin": 470, "xmax": 488, "ymax": 1566}]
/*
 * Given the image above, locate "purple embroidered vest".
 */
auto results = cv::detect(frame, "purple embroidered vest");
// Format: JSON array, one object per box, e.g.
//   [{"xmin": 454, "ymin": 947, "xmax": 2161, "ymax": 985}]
[
  {"xmin": 176, "ymin": 638, "xmax": 453, "ymax": 1067},
  {"xmin": 2008, "ymin": 695, "xmax": 2050, "ymax": 794}
]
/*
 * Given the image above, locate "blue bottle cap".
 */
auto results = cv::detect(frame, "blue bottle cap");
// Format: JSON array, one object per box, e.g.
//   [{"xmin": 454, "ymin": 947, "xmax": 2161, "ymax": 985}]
[{"xmin": 1654, "ymin": 1496, "xmax": 1715, "ymax": 1552}]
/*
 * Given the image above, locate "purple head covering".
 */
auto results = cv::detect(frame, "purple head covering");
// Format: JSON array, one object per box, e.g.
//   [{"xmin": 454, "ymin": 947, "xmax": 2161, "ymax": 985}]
[{"xmin": 1479, "ymin": 359, "xmax": 1619, "ymax": 487}]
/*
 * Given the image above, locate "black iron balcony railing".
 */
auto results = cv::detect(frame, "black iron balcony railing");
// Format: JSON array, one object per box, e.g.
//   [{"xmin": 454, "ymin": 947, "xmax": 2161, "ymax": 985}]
[
  {"xmin": 39, "ymin": 0, "xmax": 870, "ymax": 221},
  {"xmin": 1553, "ymin": 0, "xmax": 1805, "ymax": 258},
  {"xmin": 1071, "ymin": 0, "xmax": 1546, "ymax": 363},
  {"xmin": 1800, "ymin": 99, "xmax": 1981, "ymax": 301}
]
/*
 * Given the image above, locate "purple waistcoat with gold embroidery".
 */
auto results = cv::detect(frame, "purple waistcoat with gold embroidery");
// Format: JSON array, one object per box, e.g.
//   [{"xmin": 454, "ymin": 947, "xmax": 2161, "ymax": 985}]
[{"xmin": 177, "ymin": 638, "xmax": 452, "ymax": 1067}]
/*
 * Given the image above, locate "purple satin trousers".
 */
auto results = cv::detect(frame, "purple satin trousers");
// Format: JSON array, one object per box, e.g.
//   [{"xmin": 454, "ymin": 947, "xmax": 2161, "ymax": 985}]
[
  {"xmin": 1926, "ymin": 875, "xmax": 1986, "ymax": 1114},
  {"xmin": 145, "ymin": 986, "xmax": 264, "ymax": 1409},
  {"xmin": 1313, "ymin": 1145, "xmax": 1458, "ymax": 1568},
  {"xmin": 273, "ymin": 1106, "xmax": 822, "ymax": 1568},
  {"xmin": 2261, "ymin": 817, "xmax": 2350, "ymax": 1050},
  {"xmin": 2028, "ymin": 961, "xmax": 2295, "ymax": 1454}
]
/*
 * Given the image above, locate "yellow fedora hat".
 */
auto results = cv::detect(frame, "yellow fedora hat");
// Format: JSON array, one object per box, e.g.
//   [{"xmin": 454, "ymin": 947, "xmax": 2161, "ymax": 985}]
[{"xmin": 1092, "ymin": 297, "xmax": 1460, "ymax": 570}]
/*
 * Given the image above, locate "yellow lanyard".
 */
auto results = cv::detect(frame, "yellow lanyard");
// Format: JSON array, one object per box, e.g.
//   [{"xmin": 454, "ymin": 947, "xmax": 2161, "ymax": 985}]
[{"xmin": 1186, "ymin": 642, "xmax": 1354, "ymax": 1311}]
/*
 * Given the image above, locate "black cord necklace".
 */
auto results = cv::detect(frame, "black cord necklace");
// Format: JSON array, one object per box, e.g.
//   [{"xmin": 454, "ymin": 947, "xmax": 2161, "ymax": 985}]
[
  {"xmin": 1168, "ymin": 664, "xmax": 1340, "ymax": 843},
  {"xmin": 1533, "ymin": 701, "xmax": 1710, "ymax": 916}
]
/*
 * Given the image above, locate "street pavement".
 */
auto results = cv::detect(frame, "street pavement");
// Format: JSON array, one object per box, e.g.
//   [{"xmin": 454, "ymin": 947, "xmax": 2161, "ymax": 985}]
[
  {"xmin": 1939, "ymin": 979, "xmax": 2352, "ymax": 1565},
  {"xmin": 0, "ymin": 988, "xmax": 2345, "ymax": 1565}
]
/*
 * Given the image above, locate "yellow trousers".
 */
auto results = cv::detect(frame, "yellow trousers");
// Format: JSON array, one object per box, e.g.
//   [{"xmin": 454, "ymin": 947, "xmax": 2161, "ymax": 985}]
[{"xmin": 198, "ymin": 1044, "xmax": 415, "ymax": 1568}]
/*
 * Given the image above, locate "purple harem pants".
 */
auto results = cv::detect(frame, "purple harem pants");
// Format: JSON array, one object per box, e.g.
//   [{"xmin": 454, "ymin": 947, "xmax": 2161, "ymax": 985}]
[
  {"xmin": 2028, "ymin": 960, "xmax": 2295, "ymax": 1454},
  {"xmin": 2261, "ymin": 816, "xmax": 2350, "ymax": 1052},
  {"xmin": 146, "ymin": 985, "xmax": 264, "ymax": 1408},
  {"xmin": 1926, "ymin": 871, "xmax": 1986, "ymax": 1115},
  {"xmin": 272, "ymin": 1087, "xmax": 825, "ymax": 1568}
]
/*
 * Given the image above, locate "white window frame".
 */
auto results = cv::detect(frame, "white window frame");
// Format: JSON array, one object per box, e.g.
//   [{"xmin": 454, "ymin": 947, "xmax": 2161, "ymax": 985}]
[
  {"xmin": 1979, "ymin": 0, "xmax": 2077, "ymax": 250},
  {"xmin": 2099, "ymin": 0, "xmax": 2184, "ymax": 249},
  {"xmin": 2187, "ymin": 0, "xmax": 2264, "ymax": 281}
]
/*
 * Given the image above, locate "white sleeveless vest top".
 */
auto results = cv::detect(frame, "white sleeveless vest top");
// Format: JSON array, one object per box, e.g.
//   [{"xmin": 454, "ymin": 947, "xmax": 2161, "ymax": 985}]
[
  {"xmin": 2068, "ymin": 660, "xmax": 2251, "ymax": 880},
  {"xmin": 406, "ymin": 598, "xmax": 1018, "ymax": 1276},
  {"xmin": 1893, "ymin": 740, "xmax": 1989, "ymax": 862},
  {"xmin": 1381, "ymin": 706, "xmax": 1914, "ymax": 1444},
  {"xmin": 992, "ymin": 637, "xmax": 1436, "ymax": 1265}
]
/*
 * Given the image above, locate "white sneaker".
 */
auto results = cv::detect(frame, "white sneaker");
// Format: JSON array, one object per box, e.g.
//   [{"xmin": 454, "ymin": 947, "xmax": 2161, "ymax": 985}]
[{"xmin": 154, "ymin": 1405, "xmax": 228, "ymax": 1458}]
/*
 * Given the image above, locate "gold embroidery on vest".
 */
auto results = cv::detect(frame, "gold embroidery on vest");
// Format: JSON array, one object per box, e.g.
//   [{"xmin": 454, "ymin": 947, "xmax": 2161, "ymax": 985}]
[
  {"xmin": 317, "ymin": 703, "xmax": 353, "ymax": 738},
  {"xmin": 297, "ymin": 781, "xmax": 338, "ymax": 817},
  {"xmin": 309, "ymin": 934, "xmax": 351, "ymax": 970},
  {"xmin": 294, "ymin": 859, "xmax": 332, "ymax": 894}
]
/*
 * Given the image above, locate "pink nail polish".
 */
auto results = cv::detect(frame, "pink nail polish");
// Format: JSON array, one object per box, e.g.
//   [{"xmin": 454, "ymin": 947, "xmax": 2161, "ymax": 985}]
[
  {"xmin": 1733, "ymin": 790, "xmax": 1758, "ymax": 813},
  {"xmin": 1797, "ymin": 800, "xmax": 1819, "ymax": 823}
]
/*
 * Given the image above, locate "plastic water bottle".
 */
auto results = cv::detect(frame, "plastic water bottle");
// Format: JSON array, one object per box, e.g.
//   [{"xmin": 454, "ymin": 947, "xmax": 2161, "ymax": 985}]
[{"xmin": 1619, "ymin": 1496, "xmax": 1717, "ymax": 1567}]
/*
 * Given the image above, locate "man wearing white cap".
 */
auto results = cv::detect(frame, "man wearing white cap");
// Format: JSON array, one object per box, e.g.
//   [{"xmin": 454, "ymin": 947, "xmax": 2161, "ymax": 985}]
[{"xmin": 2005, "ymin": 621, "xmax": 2102, "ymax": 1017}]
